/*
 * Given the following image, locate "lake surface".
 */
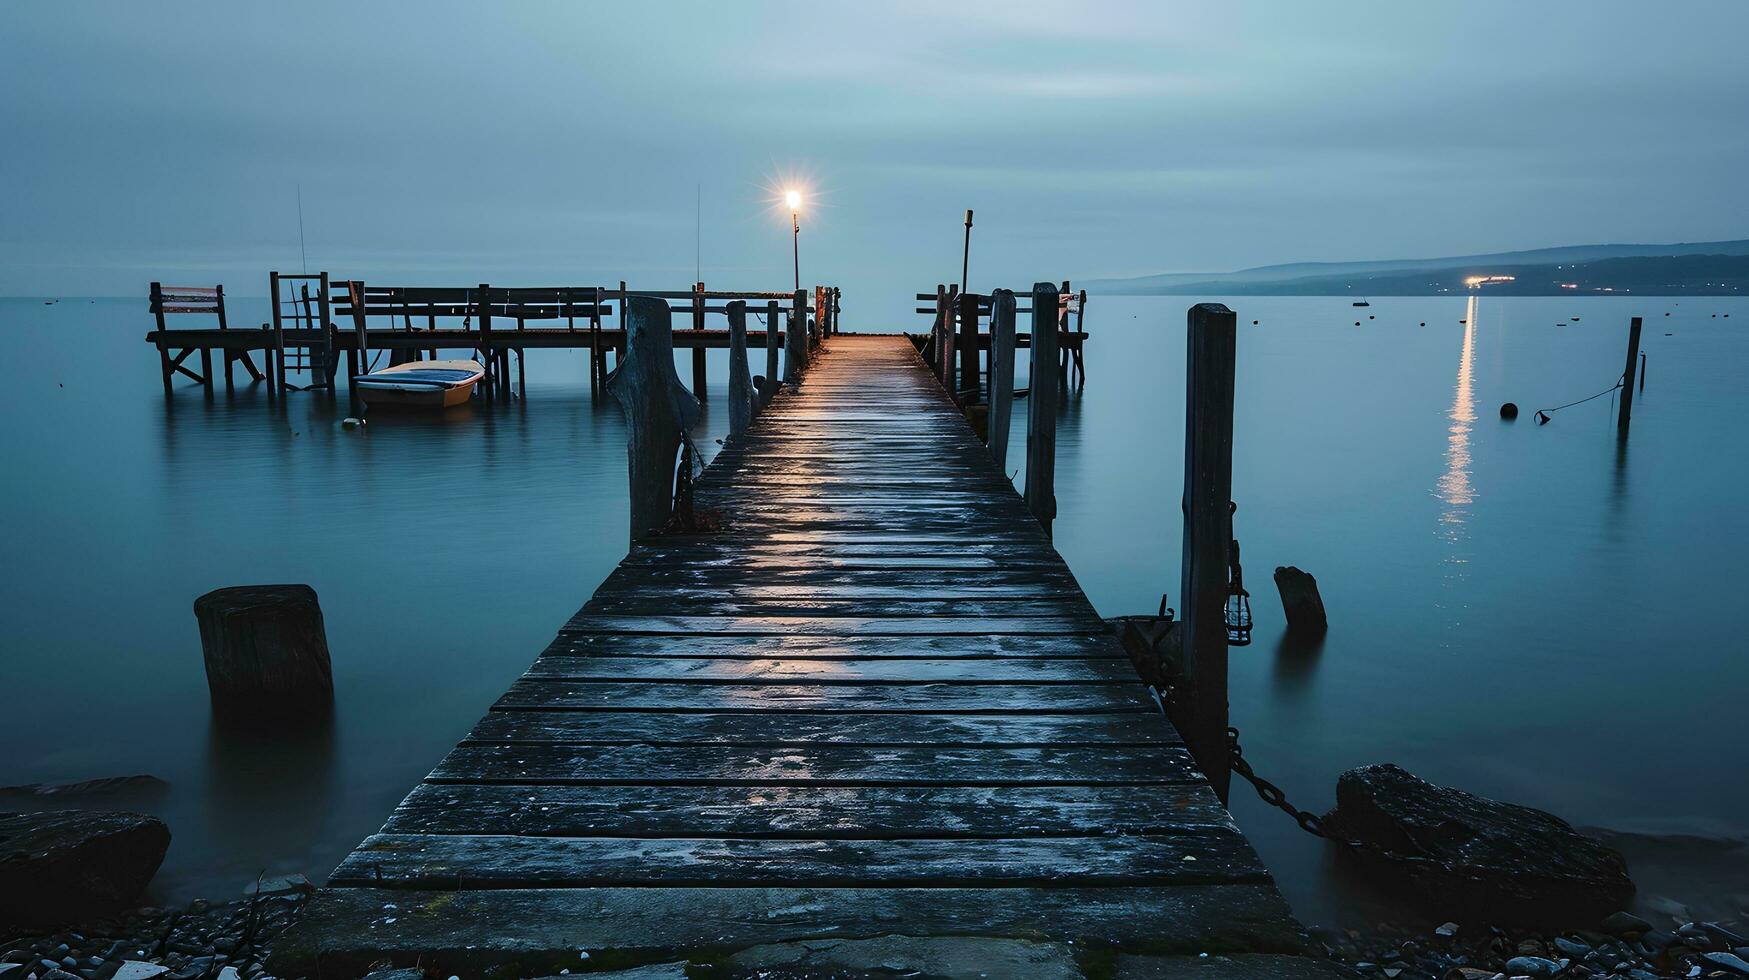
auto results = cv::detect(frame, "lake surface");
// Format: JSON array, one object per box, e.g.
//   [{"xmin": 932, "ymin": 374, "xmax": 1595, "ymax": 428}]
[{"xmin": 2, "ymin": 294, "xmax": 1744, "ymax": 925}]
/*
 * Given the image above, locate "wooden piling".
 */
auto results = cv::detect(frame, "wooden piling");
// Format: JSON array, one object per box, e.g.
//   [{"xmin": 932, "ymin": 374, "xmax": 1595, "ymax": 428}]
[
  {"xmin": 988, "ymin": 288, "xmax": 1017, "ymax": 473},
  {"xmin": 270, "ymin": 272, "xmax": 288, "ymax": 397},
  {"xmin": 605, "ymin": 297, "xmax": 701, "ymax": 542},
  {"xmin": 726, "ymin": 300, "xmax": 753, "ymax": 435},
  {"xmin": 763, "ymin": 299, "xmax": 781, "ymax": 406},
  {"xmin": 193, "ymin": 584, "xmax": 333, "ymax": 718},
  {"xmin": 1617, "ymin": 315, "xmax": 1642, "ymax": 436},
  {"xmin": 477, "ymin": 284, "xmax": 494, "ymax": 396},
  {"xmin": 1179, "ymin": 302, "xmax": 1238, "ymax": 802},
  {"xmin": 692, "ymin": 281, "xmax": 708, "ymax": 396},
  {"xmin": 589, "ymin": 287, "xmax": 603, "ymax": 395},
  {"xmin": 939, "ymin": 285, "xmax": 959, "ymax": 390},
  {"xmin": 786, "ymin": 289, "xmax": 807, "ymax": 383},
  {"xmin": 932, "ymin": 284, "xmax": 948, "ymax": 374},
  {"xmin": 316, "ymin": 273, "xmax": 333, "ymax": 390},
  {"xmin": 1024, "ymin": 282, "xmax": 1059, "ymax": 533},
  {"xmin": 958, "ymin": 289, "xmax": 980, "ymax": 398}
]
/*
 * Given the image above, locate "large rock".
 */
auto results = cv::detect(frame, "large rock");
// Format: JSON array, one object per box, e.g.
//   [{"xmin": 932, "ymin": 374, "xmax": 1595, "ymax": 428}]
[
  {"xmin": 1323, "ymin": 764, "xmax": 1633, "ymax": 926},
  {"xmin": 0, "ymin": 811, "xmax": 171, "ymax": 929}
]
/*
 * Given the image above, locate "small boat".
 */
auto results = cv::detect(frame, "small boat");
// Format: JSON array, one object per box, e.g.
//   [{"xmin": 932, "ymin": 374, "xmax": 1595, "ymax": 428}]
[
  {"xmin": 1352, "ymin": 298, "xmax": 1370, "ymax": 307},
  {"xmin": 355, "ymin": 358, "xmax": 484, "ymax": 409}
]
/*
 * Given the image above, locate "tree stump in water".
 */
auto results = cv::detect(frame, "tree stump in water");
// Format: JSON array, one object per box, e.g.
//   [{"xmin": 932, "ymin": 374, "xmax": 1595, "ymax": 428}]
[
  {"xmin": 1272, "ymin": 565, "xmax": 1328, "ymax": 635},
  {"xmin": 193, "ymin": 584, "xmax": 333, "ymax": 716},
  {"xmin": 606, "ymin": 296, "xmax": 701, "ymax": 542}
]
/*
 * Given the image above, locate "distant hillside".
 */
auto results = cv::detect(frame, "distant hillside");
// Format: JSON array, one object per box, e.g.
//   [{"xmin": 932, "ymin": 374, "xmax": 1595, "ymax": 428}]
[{"xmin": 1085, "ymin": 240, "xmax": 1749, "ymax": 296}]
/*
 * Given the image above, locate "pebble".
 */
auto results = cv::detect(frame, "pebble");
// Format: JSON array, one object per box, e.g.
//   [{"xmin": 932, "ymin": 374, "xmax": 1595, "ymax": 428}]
[
  {"xmin": 1502, "ymin": 956, "xmax": 1563, "ymax": 977},
  {"xmin": 1604, "ymin": 912, "xmax": 1654, "ymax": 936},
  {"xmin": 1701, "ymin": 951, "xmax": 1749, "ymax": 977}
]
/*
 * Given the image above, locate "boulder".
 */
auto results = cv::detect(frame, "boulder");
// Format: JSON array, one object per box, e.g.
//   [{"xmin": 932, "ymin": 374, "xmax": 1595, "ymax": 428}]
[
  {"xmin": 1322, "ymin": 764, "xmax": 1634, "ymax": 927},
  {"xmin": 0, "ymin": 811, "xmax": 171, "ymax": 929}
]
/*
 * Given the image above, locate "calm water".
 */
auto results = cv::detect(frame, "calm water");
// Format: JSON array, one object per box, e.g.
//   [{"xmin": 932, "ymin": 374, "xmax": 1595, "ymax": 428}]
[{"xmin": 2, "ymin": 295, "xmax": 1745, "ymax": 924}]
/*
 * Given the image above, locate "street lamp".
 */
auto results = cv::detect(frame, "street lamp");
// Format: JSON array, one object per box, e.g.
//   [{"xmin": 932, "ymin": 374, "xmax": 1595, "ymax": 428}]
[{"xmin": 785, "ymin": 189, "xmax": 802, "ymax": 293}]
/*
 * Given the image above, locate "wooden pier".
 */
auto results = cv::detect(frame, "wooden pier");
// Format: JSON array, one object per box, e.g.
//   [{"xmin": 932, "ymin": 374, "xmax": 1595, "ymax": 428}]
[{"xmin": 272, "ymin": 329, "xmax": 1305, "ymax": 975}]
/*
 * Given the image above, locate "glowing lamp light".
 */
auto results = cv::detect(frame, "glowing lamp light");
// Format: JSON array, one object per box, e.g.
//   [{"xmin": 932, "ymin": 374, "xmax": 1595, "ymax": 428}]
[{"xmin": 785, "ymin": 189, "xmax": 802, "ymax": 212}]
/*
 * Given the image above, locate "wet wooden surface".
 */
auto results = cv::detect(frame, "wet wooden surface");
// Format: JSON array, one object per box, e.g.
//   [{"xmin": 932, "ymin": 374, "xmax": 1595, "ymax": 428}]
[{"xmin": 290, "ymin": 335, "xmax": 1299, "ymax": 965}]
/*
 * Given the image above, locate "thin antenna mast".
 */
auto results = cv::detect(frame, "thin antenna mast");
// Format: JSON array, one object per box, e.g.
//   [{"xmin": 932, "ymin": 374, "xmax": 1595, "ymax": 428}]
[
  {"xmin": 296, "ymin": 184, "xmax": 308, "ymax": 274},
  {"xmin": 695, "ymin": 183, "xmax": 701, "ymax": 283}
]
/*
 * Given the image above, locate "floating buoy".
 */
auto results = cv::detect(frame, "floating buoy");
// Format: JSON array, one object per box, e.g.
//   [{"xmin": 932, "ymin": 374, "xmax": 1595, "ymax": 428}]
[
  {"xmin": 1664, "ymin": 312, "xmax": 1671, "ymax": 316},
  {"xmin": 1368, "ymin": 315, "xmax": 1375, "ymax": 320},
  {"xmin": 1500, "ymin": 402, "xmax": 1518, "ymax": 419},
  {"xmin": 342, "ymin": 417, "xmax": 366, "ymax": 428},
  {"xmin": 1459, "ymin": 319, "xmax": 1467, "ymax": 324},
  {"xmin": 1252, "ymin": 320, "xmax": 1259, "ymax": 325},
  {"xmin": 1419, "ymin": 321, "xmax": 1426, "ymax": 326},
  {"xmin": 1354, "ymin": 321, "xmax": 1361, "ymax": 325},
  {"xmin": 1535, "ymin": 410, "xmax": 1552, "ymax": 425}
]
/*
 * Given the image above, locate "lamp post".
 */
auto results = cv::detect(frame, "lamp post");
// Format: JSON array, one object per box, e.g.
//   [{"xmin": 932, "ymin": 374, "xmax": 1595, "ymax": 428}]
[{"xmin": 786, "ymin": 189, "xmax": 802, "ymax": 294}]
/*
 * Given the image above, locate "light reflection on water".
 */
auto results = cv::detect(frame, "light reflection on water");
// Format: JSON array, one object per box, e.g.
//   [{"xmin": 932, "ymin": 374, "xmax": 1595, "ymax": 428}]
[{"xmin": 3, "ymin": 294, "xmax": 1748, "ymax": 925}]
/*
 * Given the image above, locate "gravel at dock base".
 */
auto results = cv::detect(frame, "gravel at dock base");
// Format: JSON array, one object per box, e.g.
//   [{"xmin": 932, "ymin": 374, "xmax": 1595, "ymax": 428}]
[
  {"xmin": 2, "ymin": 889, "xmax": 308, "ymax": 980},
  {"xmin": 1314, "ymin": 912, "xmax": 1749, "ymax": 980}
]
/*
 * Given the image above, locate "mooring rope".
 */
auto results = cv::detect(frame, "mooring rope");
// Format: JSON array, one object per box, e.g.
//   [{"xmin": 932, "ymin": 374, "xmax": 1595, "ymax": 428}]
[{"xmin": 1535, "ymin": 374, "xmax": 1623, "ymax": 424}]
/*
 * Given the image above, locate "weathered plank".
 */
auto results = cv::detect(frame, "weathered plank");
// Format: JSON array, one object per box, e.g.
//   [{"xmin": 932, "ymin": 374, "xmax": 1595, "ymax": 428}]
[
  {"xmin": 426, "ymin": 742, "xmax": 1202, "ymax": 786},
  {"xmin": 521, "ymin": 656, "xmax": 1136, "ymax": 683},
  {"xmin": 270, "ymin": 885, "xmax": 1309, "ymax": 977},
  {"xmin": 384, "ymin": 783, "xmax": 1227, "ymax": 838},
  {"xmin": 537, "ymin": 632, "xmax": 1131, "ymax": 660},
  {"xmin": 494, "ymin": 679, "xmax": 1155, "ymax": 713},
  {"xmin": 330, "ymin": 832, "xmax": 1270, "ymax": 888},
  {"xmin": 461, "ymin": 709, "xmax": 1177, "ymax": 746}
]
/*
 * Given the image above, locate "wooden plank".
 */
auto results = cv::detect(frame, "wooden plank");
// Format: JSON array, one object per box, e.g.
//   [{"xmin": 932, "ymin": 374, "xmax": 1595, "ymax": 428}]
[
  {"xmin": 426, "ymin": 742, "xmax": 1203, "ymax": 786},
  {"xmin": 538, "ymin": 632, "xmax": 1134, "ymax": 661},
  {"xmin": 520, "ymin": 656, "xmax": 1136, "ymax": 683},
  {"xmin": 577, "ymin": 596, "xmax": 1098, "ymax": 619},
  {"xmin": 329, "ymin": 832, "xmax": 1271, "ymax": 888},
  {"xmin": 384, "ymin": 783, "xmax": 1226, "ymax": 838},
  {"xmin": 269, "ymin": 885, "xmax": 1309, "ymax": 977},
  {"xmin": 462, "ymin": 710, "xmax": 1180, "ymax": 747},
  {"xmin": 558, "ymin": 615, "xmax": 1107, "ymax": 636},
  {"xmin": 494, "ymin": 679, "xmax": 1155, "ymax": 713}
]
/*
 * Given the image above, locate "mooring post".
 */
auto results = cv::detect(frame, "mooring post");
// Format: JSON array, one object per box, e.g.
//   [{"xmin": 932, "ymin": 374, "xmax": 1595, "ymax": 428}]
[
  {"xmin": 589, "ymin": 287, "xmax": 603, "ymax": 395},
  {"xmin": 787, "ymin": 288, "xmax": 808, "ymax": 382},
  {"xmin": 1058, "ymin": 280, "xmax": 1073, "ymax": 379},
  {"xmin": 1025, "ymin": 282, "xmax": 1059, "ymax": 533},
  {"xmin": 958, "ymin": 289, "xmax": 980, "ymax": 399},
  {"xmin": 932, "ymin": 284, "xmax": 947, "ymax": 373},
  {"xmin": 150, "ymin": 282, "xmax": 173, "ymax": 394},
  {"xmin": 215, "ymin": 284, "xmax": 233, "ymax": 391},
  {"xmin": 940, "ymin": 285, "xmax": 959, "ymax": 390},
  {"xmin": 762, "ymin": 299, "xmax": 781, "ymax": 406},
  {"xmin": 988, "ymin": 289, "xmax": 1017, "ymax": 472},
  {"xmin": 833, "ymin": 287, "xmax": 841, "ymax": 335},
  {"xmin": 1180, "ymin": 302, "xmax": 1238, "ymax": 803},
  {"xmin": 606, "ymin": 297, "xmax": 702, "ymax": 543},
  {"xmin": 726, "ymin": 300, "xmax": 753, "ymax": 434},
  {"xmin": 475, "ymin": 283, "xmax": 492, "ymax": 395},
  {"xmin": 269, "ymin": 271, "xmax": 288, "ymax": 397},
  {"xmin": 1617, "ymin": 315, "xmax": 1642, "ymax": 436},
  {"xmin": 316, "ymin": 273, "xmax": 333, "ymax": 391},
  {"xmin": 692, "ymin": 281, "xmax": 708, "ymax": 396}
]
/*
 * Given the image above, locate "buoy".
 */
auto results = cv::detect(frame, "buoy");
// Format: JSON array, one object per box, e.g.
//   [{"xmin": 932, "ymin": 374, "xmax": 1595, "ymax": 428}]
[
  {"xmin": 342, "ymin": 417, "xmax": 366, "ymax": 428},
  {"xmin": 1368, "ymin": 315, "xmax": 1375, "ymax": 320},
  {"xmin": 1535, "ymin": 410, "xmax": 1552, "ymax": 425},
  {"xmin": 1252, "ymin": 320, "xmax": 1259, "ymax": 325},
  {"xmin": 1354, "ymin": 321, "xmax": 1361, "ymax": 326},
  {"xmin": 1499, "ymin": 402, "xmax": 1518, "ymax": 420},
  {"xmin": 1419, "ymin": 322, "xmax": 1426, "ymax": 326}
]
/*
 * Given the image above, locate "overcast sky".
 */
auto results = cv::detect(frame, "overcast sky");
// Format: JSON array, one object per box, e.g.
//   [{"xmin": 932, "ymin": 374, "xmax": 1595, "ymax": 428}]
[{"xmin": 4, "ymin": 1, "xmax": 1746, "ymax": 305}]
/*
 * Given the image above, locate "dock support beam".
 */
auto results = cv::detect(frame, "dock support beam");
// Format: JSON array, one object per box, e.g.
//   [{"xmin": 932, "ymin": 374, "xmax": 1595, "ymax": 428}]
[
  {"xmin": 693, "ymin": 281, "xmax": 708, "ymax": 397},
  {"xmin": 1179, "ymin": 302, "xmax": 1237, "ymax": 803},
  {"xmin": 1617, "ymin": 315, "xmax": 1642, "ymax": 437},
  {"xmin": 988, "ymin": 289, "xmax": 1017, "ymax": 472},
  {"xmin": 786, "ymin": 289, "xmax": 807, "ymax": 383},
  {"xmin": 726, "ymin": 300, "xmax": 753, "ymax": 435},
  {"xmin": 606, "ymin": 297, "xmax": 701, "ymax": 543},
  {"xmin": 958, "ymin": 289, "xmax": 980, "ymax": 399},
  {"xmin": 762, "ymin": 300, "xmax": 781, "ymax": 406},
  {"xmin": 1024, "ymin": 282, "xmax": 1058, "ymax": 534}
]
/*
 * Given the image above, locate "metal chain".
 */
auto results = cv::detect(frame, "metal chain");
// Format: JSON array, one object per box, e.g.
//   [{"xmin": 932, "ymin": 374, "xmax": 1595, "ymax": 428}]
[{"xmin": 1225, "ymin": 726, "xmax": 1345, "ymax": 841}]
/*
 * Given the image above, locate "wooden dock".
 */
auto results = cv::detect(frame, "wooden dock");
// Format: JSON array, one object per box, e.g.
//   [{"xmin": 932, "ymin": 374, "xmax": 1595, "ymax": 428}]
[{"xmin": 271, "ymin": 334, "xmax": 1303, "ymax": 975}]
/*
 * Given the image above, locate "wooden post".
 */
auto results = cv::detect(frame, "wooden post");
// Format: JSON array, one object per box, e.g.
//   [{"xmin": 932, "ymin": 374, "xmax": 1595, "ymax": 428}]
[
  {"xmin": 1058, "ymin": 280, "xmax": 1073, "ymax": 379},
  {"xmin": 988, "ymin": 289, "xmax": 1017, "ymax": 472},
  {"xmin": 316, "ymin": 273, "xmax": 333, "ymax": 389},
  {"xmin": 477, "ymin": 284, "xmax": 493, "ymax": 396},
  {"xmin": 198, "ymin": 346, "xmax": 213, "ymax": 394},
  {"xmin": 1024, "ymin": 283, "xmax": 1059, "ymax": 532},
  {"xmin": 1617, "ymin": 316, "xmax": 1642, "ymax": 436},
  {"xmin": 832, "ymin": 287, "xmax": 841, "ymax": 335},
  {"xmin": 786, "ymin": 288, "xmax": 808, "ymax": 382},
  {"xmin": 726, "ymin": 300, "xmax": 753, "ymax": 435},
  {"xmin": 1179, "ymin": 302, "xmax": 1237, "ymax": 802},
  {"xmin": 150, "ymin": 282, "xmax": 174, "ymax": 393},
  {"xmin": 606, "ymin": 297, "xmax": 701, "ymax": 543},
  {"xmin": 937, "ymin": 285, "xmax": 951, "ymax": 376},
  {"xmin": 1273, "ymin": 566, "xmax": 1328, "ymax": 635},
  {"xmin": 589, "ymin": 287, "xmax": 603, "ymax": 395},
  {"xmin": 692, "ymin": 281, "xmax": 707, "ymax": 396},
  {"xmin": 215, "ymin": 284, "xmax": 233, "ymax": 391},
  {"xmin": 958, "ymin": 290, "xmax": 979, "ymax": 399},
  {"xmin": 269, "ymin": 271, "xmax": 287, "ymax": 397},
  {"xmin": 939, "ymin": 285, "xmax": 959, "ymax": 389},
  {"xmin": 516, "ymin": 316, "xmax": 527, "ymax": 397},
  {"xmin": 763, "ymin": 299, "xmax": 781, "ymax": 406},
  {"xmin": 193, "ymin": 585, "xmax": 334, "ymax": 718}
]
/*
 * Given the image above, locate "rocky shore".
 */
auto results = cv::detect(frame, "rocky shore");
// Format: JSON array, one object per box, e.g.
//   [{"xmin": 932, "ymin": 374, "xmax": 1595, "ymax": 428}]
[
  {"xmin": 1316, "ymin": 912, "xmax": 1749, "ymax": 980},
  {"xmin": 1, "ymin": 881, "xmax": 310, "ymax": 980}
]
